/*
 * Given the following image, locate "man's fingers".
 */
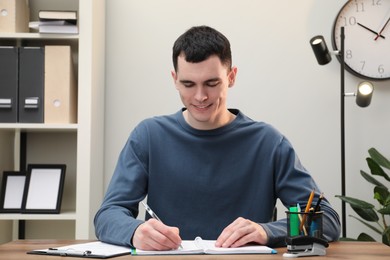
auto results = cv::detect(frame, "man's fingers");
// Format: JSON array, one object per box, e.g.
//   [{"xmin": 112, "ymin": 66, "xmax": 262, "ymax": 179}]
[
  {"xmin": 133, "ymin": 219, "xmax": 182, "ymax": 250},
  {"xmin": 215, "ymin": 217, "xmax": 246, "ymax": 247},
  {"xmin": 216, "ymin": 217, "xmax": 268, "ymax": 248}
]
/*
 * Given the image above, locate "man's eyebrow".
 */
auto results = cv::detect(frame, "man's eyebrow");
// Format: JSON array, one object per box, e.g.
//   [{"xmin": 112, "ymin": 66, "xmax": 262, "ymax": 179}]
[
  {"xmin": 179, "ymin": 78, "xmax": 220, "ymax": 85},
  {"xmin": 179, "ymin": 79, "xmax": 194, "ymax": 83},
  {"xmin": 205, "ymin": 78, "xmax": 220, "ymax": 83}
]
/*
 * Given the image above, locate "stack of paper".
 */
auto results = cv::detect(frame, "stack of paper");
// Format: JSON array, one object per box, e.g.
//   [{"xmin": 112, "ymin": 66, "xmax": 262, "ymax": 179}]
[{"xmin": 29, "ymin": 10, "xmax": 78, "ymax": 34}]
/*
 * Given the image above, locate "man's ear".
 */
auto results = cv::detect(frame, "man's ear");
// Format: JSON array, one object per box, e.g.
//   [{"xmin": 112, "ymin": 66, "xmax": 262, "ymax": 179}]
[
  {"xmin": 171, "ymin": 70, "xmax": 177, "ymax": 80},
  {"xmin": 171, "ymin": 70, "xmax": 179, "ymax": 90},
  {"xmin": 228, "ymin": 67, "xmax": 238, "ymax": 88}
]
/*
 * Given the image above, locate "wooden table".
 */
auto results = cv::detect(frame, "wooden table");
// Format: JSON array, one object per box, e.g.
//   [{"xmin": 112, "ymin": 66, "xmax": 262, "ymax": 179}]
[{"xmin": 0, "ymin": 240, "xmax": 389, "ymax": 259}]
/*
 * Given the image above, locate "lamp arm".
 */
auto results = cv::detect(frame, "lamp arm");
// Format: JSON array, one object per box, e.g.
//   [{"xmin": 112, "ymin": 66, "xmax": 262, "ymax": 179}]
[{"xmin": 340, "ymin": 26, "xmax": 347, "ymax": 238}]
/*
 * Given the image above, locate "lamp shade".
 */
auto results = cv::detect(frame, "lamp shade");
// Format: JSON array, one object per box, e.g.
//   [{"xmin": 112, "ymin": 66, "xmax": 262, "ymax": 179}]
[
  {"xmin": 310, "ymin": 35, "xmax": 332, "ymax": 65},
  {"xmin": 356, "ymin": 82, "xmax": 374, "ymax": 107}
]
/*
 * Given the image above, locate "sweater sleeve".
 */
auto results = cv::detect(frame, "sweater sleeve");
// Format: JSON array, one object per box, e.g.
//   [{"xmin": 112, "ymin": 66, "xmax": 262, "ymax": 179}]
[
  {"xmin": 94, "ymin": 126, "xmax": 148, "ymax": 247},
  {"xmin": 260, "ymin": 137, "xmax": 341, "ymax": 247}
]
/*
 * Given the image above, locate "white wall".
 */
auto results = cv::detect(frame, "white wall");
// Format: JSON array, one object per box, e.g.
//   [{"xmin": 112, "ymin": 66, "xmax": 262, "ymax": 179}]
[{"xmin": 104, "ymin": 0, "xmax": 390, "ymax": 241}]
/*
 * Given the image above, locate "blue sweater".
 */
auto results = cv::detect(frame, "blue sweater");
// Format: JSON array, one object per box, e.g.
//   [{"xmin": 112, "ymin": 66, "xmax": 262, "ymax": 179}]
[{"xmin": 94, "ymin": 109, "xmax": 340, "ymax": 247}]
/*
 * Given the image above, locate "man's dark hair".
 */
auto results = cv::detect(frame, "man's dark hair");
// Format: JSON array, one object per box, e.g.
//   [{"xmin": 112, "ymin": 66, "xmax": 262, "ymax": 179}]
[{"xmin": 172, "ymin": 26, "xmax": 232, "ymax": 72}]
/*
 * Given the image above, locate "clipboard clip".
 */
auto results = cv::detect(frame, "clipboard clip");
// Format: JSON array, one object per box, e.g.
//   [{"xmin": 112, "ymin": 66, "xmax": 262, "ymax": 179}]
[
  {"xmin": 283, "ymin": 236, "xmax": 328, "ymax": 258},
  {"xmin": 47, "ymin": 248, "xmax": 92, "ymax": 256}
]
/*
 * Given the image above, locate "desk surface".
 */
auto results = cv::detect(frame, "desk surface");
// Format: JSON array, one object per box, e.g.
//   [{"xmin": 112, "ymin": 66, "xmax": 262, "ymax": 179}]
[{"xmin": 0, "ymin": 240, "xmax": 389, "ymax": 259}]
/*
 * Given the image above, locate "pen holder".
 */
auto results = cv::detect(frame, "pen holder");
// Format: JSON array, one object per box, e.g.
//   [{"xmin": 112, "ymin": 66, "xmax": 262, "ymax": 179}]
[
  {"xmin": 285, "ymin": 210, "xmax": 327, "ymax": 257},
  {"xmin": 286, "ymin": 210, "xmax": 323, "ymax": 239}
]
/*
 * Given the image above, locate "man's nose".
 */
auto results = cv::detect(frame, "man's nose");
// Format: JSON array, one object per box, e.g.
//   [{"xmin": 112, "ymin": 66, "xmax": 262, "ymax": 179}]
[{"xmin": 194, "ymin": 86, "xmax": 208, "ymax": 102}]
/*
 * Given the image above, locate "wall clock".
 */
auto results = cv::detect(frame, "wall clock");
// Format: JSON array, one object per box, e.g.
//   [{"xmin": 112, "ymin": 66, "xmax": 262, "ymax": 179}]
[{"xmin": 332, "ymin": 0, "xmax": 390, "ymax": 81}]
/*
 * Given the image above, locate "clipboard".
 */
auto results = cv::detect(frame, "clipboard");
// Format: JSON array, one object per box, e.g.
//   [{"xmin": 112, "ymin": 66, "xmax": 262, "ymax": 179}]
[{"xmin": 27, "ymin": 241, "xmax": 131, "ymax": 259}]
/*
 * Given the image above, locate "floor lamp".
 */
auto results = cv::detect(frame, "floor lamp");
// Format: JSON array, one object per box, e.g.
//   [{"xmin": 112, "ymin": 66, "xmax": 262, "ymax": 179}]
[{"xmin": 309, "ymin": 27, "xmax": 374, "ymax": 238}]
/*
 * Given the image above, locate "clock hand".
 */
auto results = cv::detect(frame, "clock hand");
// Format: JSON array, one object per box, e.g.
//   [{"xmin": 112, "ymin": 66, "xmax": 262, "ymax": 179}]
[
  {"xmin": 357, "ymin": 22, "xmax": 385, "ymax": 39},
  {"xmin": 374, "ymin": 16, "xmax": 390, "ymax": 40}
]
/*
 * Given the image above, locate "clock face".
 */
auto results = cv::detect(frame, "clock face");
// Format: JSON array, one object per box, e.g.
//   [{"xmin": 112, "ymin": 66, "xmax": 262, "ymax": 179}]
[{"xmin": 332, "ymin": 0, "xmax": 390, "ymax": 80}]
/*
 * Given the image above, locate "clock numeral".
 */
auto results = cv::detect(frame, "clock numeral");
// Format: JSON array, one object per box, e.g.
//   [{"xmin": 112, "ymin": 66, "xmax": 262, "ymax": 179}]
[
  {"xmin": 360, "ymin": 61, "xmax": 366, "ymax": 71},
  {"xmin": 372, "ymin": 0, "xmax": 382, "ymax": 6},
  {"xmin": 378, "ymin": 65, "xmax": 385, "ymax": 75},
  {"xmin": 354, "ymin": 2, "xmax": 365, "ymax": 12},
  {"xmin": 340, "ymin": 16, "xmax": 357, "ymax": 27},
  {"xmin": 346, "ymin": 49, "xmax": 353, "ymax": 59}
]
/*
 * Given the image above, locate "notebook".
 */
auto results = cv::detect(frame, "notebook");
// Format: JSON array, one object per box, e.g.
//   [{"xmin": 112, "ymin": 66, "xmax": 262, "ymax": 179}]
[{"xmin": 131, "ymin": 236, "xmax": 277, "ymax": 255}]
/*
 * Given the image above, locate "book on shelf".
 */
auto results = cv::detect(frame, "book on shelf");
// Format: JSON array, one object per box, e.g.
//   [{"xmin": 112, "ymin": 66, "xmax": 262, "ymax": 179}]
[
  {"xmin": 39, "ymin": 10, "xmax": 77, "ymax": 23},
  {"xmin": 132, "ymin": 237, "xmax": 277, "ymax": 255},
  {"xmin": 38, "ymin": 23, "xmax": 78, "ymax": 34},
  {"xmin": 29, "ymin": 22, "xmax": 78, "ymax": 34},
  {"xmin": 27, "ymin": 9, "xmax": 78, "ymax": 34}
]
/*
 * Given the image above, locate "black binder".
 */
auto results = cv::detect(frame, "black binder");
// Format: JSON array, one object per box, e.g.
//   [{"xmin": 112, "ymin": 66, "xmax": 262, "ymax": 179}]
[
  {"xmin": 18, "ymin": 47, "xmax": 45, "ymax": 123},
  {"xmin": 0, "ymin": 46, "xmax": 19, "ymax": 122}
]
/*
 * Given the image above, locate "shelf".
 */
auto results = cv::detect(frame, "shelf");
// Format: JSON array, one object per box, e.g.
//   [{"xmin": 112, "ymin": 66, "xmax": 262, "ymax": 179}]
[
  {"xmin": 0, "ymin": 210, "xmax": 76, "ymax": 220},
  {"xmin": 0, "ymin": 124, "xmax": 78, "ymax": 132},
  {"xmin": 0, "ymin": 32, "xmax": 79, "ymax": 40}
]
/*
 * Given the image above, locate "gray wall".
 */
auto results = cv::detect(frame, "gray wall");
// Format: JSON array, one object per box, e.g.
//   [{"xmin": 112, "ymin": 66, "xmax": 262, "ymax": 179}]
[{"xmin": 104, "ymin": 0, "xmax": 390, "ymax": 240}]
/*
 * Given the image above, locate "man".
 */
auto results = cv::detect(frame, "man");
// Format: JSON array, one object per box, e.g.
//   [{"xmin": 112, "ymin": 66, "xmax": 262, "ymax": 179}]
[{"xmin": 94, "ymin": 25, "xmax": 340, "ymax": 250}]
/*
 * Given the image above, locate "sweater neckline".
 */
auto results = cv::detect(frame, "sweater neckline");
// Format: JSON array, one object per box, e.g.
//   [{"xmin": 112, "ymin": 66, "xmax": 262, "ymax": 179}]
[{"xmin": 176, "ymin": 108, "xmax": 242, "ymax": 136}]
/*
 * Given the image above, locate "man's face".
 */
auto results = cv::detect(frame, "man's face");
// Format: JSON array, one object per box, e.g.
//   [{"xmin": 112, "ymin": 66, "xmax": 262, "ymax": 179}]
[{"xmin": 172, "ymin": 55, "xmax": 237, "ymax": 130}]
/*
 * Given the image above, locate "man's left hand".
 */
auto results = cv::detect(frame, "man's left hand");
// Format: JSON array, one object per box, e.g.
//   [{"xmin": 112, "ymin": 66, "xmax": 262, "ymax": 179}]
[{"xmin": 215, "ymin": 217, "xmax": 268, "ymax": 248}]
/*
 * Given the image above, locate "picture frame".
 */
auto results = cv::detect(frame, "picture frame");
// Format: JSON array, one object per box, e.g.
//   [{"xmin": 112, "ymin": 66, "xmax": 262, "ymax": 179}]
[
  {"xmin": 0, "ymin": 171, "xmax": 27, "ymax": 213},
  {"xmin": 22, "ymin": 164, "xmax": 66, "ymax": 214}
]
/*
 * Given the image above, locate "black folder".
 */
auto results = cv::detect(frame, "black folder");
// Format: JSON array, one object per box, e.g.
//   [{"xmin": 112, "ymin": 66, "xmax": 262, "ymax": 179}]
[
  {"xmin": 0, "ymin": 46, "xmax": 19, "ymax": 122},
  {"xmin": 18, "ymin": 47, "xmax": 45, "ymax": 123}
]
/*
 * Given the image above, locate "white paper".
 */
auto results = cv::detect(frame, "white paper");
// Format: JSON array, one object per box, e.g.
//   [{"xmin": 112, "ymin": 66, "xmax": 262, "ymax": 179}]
[
  {"xmin": 25, "ymin": 168, "xmax": 61, "ymax": 210},
  {"xmin": 3, "ymin": 176, "xmax": 26, "ymax": 209}
]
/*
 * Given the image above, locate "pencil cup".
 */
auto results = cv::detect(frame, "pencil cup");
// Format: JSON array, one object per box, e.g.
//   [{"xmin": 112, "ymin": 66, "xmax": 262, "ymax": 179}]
[{"xmin": 286, "ymin": 210, "xmax": 323, "ymax": 239}]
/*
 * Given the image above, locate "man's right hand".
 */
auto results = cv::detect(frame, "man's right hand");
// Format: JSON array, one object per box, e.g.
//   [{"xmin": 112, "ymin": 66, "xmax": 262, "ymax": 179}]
[{"xmin": 132, "ymin": 219, "xmax": 182, "ymax": 250}]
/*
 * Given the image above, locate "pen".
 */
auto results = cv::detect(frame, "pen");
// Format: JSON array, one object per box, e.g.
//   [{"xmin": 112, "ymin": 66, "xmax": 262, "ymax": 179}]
[
  {"xmin": 141, "ymin": 201, "xmax": 183, "ymax": 249},
  {"xmin": 141, "ymin": 201, "xmax": 162, "ymax": 222},
  {"xmin": 296, "ymin": 203, "xmax": 307, "ymax": 236},
  {"xmin": 314, "ymin": 193, "xmax": 324, "ymax": 212},
  {"xmin": 299, "ymin": 189, "xmax": 315, "ymax": 231}
]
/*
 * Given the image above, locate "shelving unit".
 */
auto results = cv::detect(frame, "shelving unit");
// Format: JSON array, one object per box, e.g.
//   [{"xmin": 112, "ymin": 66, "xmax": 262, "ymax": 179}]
[{"xmin": 0, "ymin": 0, "xmax": 105, "ymax": 242}]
